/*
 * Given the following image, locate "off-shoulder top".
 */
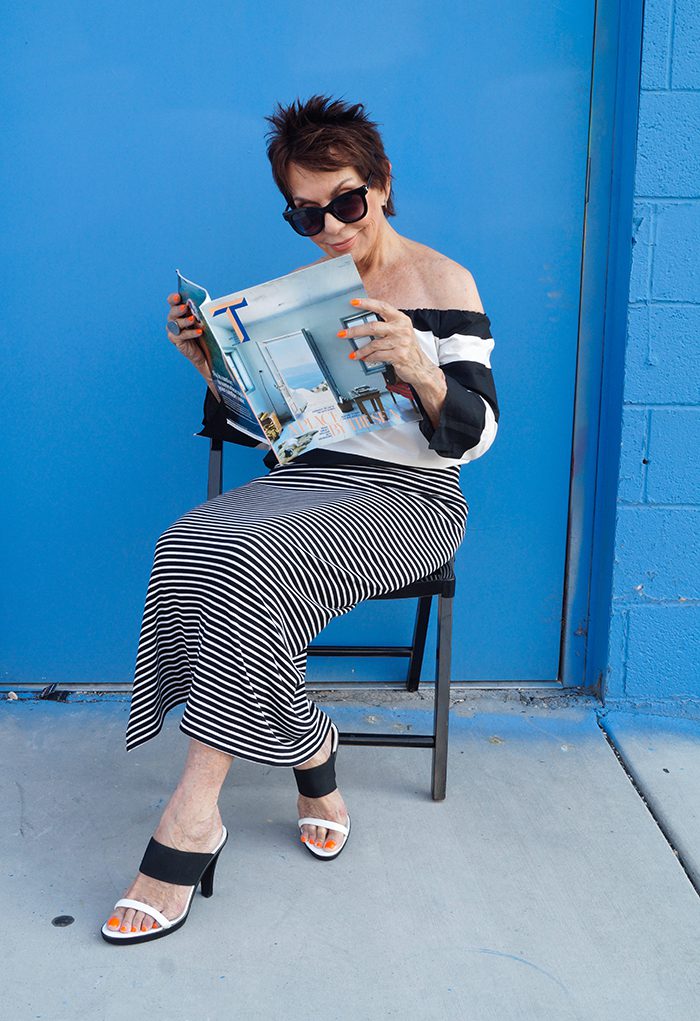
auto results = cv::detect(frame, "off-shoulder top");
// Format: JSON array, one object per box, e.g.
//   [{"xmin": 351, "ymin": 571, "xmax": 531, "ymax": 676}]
[{"xmin": 196, "ymin": 307, "xmax": 500, "ymax": 471}]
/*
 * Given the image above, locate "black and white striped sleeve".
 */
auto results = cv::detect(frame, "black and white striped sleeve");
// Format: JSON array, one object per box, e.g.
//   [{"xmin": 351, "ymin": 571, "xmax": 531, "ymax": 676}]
[{"xmin": 408, "ymin": 309, "xmax": 500, "ymax": 464}]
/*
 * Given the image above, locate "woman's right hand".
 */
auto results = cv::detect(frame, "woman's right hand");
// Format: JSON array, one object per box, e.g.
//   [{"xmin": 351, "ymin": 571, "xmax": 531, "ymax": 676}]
[{"xmin": 166, "ymin": 293, "xmax": 211, "ymax": 378}]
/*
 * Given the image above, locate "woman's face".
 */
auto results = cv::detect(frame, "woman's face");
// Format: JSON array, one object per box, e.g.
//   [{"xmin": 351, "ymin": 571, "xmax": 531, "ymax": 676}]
[{"xmin": 285, "ymin": 161, "xmax": 390, "ymax": 261}]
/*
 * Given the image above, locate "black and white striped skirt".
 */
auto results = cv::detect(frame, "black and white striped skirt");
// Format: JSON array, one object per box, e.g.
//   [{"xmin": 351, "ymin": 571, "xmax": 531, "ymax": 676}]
[{"xmin": 124, "ymin": 452, "xmax": 468, "ymax": 767}]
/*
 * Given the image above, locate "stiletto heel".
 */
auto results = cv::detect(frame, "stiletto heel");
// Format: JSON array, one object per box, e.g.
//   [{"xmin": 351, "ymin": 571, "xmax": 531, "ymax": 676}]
[
  {"xmin": 101, "ymin": 825, "xmax": 229, "ymax": 945},
  {"xmin": 199, "ymin": 848, "xmax": 222, "ymax": 898}
]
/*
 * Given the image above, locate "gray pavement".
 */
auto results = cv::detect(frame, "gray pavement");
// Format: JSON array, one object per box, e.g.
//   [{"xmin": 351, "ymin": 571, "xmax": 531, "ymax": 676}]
[{"xmin": 2, "ymin": 690, "xmax": 700, "ymax": 1021}]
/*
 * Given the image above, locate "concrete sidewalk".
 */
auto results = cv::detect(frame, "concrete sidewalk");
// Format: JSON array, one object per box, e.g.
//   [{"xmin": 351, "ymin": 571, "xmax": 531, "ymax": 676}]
[{"xmin": 2, "ymin": 690, "xmax": 699, "ymax": 1021}]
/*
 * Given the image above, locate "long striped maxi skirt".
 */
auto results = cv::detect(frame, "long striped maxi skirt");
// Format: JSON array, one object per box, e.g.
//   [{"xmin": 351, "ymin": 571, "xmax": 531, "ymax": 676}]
[{"xmin": 124, "ymin": 454, "xmax": 469, "ymax": 767}]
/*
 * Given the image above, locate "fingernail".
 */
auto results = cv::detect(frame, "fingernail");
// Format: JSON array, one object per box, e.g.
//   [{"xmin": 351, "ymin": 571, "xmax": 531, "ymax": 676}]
[
  {"xmin": 350, "ymin": 299, "xmax": 361, "ymax": 306},
  {"xmin": 337, "ymin": 330, "xmax": 347, "ymax": 338}
]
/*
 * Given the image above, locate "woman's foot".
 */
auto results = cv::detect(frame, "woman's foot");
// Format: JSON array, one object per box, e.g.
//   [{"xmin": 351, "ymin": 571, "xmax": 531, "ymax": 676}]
[
  {"xmin": 103, "ymin": 806, "xmax": 224, "ymax": 934},
  {"xmin": 296, "ymin": 728, "xmax": 349, "ymax": 853}
]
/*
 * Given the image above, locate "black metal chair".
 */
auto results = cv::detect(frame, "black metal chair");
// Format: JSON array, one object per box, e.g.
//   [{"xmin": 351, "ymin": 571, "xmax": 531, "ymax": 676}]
[{"xmin": 207, "ymin": 438, "xmax": 457, "ymax": 801}]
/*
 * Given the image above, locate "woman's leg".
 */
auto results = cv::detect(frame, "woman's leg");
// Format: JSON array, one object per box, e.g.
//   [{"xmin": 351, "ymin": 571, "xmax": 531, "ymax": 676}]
[{"xmin": 104, "ymin": 737, "xmax": 234, "ymax": 933}]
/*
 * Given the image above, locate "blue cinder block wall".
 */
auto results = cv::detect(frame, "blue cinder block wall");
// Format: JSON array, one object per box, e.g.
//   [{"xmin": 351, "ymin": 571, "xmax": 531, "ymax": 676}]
[{"xmin": 606, "ymin": 0, "xmax": 700, "ymax": 708}]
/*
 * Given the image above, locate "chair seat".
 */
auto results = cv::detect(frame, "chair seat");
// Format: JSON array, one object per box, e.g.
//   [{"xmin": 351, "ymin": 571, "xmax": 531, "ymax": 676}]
[{"xmin": 370, "ymin": 559, "xmax": 455, "ymax": 600}]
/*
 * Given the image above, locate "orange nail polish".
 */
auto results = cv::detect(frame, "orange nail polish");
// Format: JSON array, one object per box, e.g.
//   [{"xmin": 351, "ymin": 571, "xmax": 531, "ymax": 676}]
[
  {"xmin": 108, "ymin": 916, "xmax": 120, "ymax": 927},
  {"xmin": 300, "ymin": 835, "xmax": 307, "ymax": 842},
  {"xmin": 315, "ymin": 840, "xmax": 322, "ymax": 847},
  {"xmin": 337, "ymin": 330, "xmax": 347, "ymax": 338},
  {"xmin": 350, "ymin": 299, "xmax": 361, "ymax": 306},
  {"xmin": 131, "ymin": 926, "xmax": 138, "ymax": 932},
  {"xmin": 120, "ymin": 925, "xmax": 129, "ymax": 932},
  {"xmin": 348, "ymin": 352, "xmax": 356, "ymax": 359},
  {"xmin": 325, "ymin": 841, "xmax": 336, "ymax": 849}
]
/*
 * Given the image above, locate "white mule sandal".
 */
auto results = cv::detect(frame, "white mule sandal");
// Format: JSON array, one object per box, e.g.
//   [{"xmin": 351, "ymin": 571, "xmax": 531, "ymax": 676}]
[
  {"xmin": 101, "ymin": 825, "xmax": 228, "ymax": 944},
  {"xmin": 294, "ymin": 722, "xmax": 352, "ymax": 861}
]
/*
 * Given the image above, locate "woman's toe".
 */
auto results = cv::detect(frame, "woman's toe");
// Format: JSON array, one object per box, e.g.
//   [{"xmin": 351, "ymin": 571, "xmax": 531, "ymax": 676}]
[
  {"xmin": 106, "ymin": 911, "xmax": 122, "ymax": 930},
  {"xmin": 119, "ymin": 908, "xmax": 135, "ymax": 932}
]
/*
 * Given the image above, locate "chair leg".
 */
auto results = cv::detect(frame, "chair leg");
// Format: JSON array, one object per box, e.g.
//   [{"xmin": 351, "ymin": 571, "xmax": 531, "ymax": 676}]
[
  {"xmin": 431, "ymin": 593, "xmax": 453, "ymax": 801},
  {"xmin": 207, "ymin": 438, "xmax": 223, "ymax": 500},
  {"xmin": 406, "ymin": 596, "xmax": 432, "ymax": 691}
]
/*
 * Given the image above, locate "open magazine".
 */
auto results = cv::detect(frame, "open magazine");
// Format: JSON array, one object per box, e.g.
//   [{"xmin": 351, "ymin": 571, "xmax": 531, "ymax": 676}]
[{"xmin": 178, "ymin": 254, "xmax": 422, "ymax": 465}]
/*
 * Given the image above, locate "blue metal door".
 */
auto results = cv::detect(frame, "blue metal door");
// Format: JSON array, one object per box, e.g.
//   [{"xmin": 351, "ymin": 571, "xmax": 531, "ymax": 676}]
[{"xmin": 3, "ymin": 1, "xmax": 599, "ymax": 689}]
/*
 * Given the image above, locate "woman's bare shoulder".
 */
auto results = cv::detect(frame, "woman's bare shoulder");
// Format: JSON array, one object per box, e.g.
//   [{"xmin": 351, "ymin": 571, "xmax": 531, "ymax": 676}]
[{"xmin": 411, "ymin": 242, "xmax": 485, "ymax": 312}]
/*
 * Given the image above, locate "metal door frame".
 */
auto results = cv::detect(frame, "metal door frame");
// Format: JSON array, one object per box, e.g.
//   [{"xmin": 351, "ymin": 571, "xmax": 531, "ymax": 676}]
[{"xmin": 561, "ymin": 0, "xmax": 645, "ymax": 691}]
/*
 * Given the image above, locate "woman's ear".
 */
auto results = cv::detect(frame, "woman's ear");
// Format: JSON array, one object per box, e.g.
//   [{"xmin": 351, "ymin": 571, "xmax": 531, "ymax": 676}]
[{"xmin": 382, "ymin": 159, "xmax": 393, "ymax": 207}]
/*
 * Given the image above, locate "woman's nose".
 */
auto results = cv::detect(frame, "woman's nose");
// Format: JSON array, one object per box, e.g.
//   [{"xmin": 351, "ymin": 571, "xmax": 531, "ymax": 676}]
[{"xmin": 320, "ymin": 212, "xmax": 346, "ymax": 238}]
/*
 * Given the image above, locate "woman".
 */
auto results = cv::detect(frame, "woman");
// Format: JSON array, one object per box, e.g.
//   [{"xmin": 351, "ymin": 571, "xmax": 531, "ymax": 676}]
[{"xmin": 101, "ymin": 94, "xmax": 499, "ymax": 944}]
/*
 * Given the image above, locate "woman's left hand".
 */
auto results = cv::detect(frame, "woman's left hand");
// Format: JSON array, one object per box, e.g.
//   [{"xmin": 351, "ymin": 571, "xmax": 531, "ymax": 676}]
[{"xmin": 339, "ymin": 298, "xmax": 435, "ymax": 387}]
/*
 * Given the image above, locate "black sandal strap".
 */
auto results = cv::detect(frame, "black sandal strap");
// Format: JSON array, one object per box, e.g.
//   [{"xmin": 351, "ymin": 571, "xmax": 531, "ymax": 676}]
[
  {"xmin": 293, "ymin": 725, "xmax": 339, "ymax": 798},
  {"xmin": 138, "ymin": 837, "xmax": 217, "ymax": 886}
]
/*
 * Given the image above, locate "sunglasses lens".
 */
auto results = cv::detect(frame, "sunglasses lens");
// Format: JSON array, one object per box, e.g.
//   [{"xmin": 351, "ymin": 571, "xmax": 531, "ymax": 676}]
[
  {"xmin": 332, "ymin": 192, "xmax": 366, "ymax": 222},
  {"xmin": 290, "ymin": 208, "xmax": 324, "ymax": 236}
]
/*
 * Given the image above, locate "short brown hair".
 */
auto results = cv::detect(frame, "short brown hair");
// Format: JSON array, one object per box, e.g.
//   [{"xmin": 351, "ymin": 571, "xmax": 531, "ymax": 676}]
[{"xmin": 264, "ymin": 93, "xmax": 395, "ymax": 217}]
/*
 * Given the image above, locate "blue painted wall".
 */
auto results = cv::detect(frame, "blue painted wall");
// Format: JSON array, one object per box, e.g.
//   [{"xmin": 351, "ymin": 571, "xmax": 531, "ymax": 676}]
[{"xmin": 605, "ymin": 0, "xmax": 700, "ymax": 707}]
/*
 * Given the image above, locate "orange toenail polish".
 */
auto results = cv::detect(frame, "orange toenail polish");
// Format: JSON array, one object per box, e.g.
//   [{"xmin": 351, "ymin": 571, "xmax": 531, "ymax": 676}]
[
  {"xmin": 315, "ymin": 840, "xmax": 322, "ymax": 846},
  {"xmin": 120, "ymin": 926, "xmax": 128, "ymax": 932},
  {"xmin": 131, "ymin": 926, "xmax": 137, "ymax": 932},
  {"xmin": 326, "ymin": 841, "xmax": 336, "ymax": 849},
  {"xmin": 300, "ymin": 835, "xmax": 307, "ymax": 842},
  {"xmin": 108, "ymin": 916, "xmax": 120, "ymax": 927}
]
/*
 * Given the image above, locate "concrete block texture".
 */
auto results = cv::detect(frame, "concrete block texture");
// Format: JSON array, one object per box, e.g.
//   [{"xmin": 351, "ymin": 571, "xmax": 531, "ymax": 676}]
[
  {"xmin": 652, "ymin": 203, "xmax": 700, "ymax": 300},
  {"xmin": 646, "ymin": 408, "xmax": 700, "ymax": 503},
  {"xmin": 640, "ymin": 0, "xmax": 674, "ymax": 90},
  {"xmin": 629, "ymin": 203, "xmax": 654, "ymax": 302},
  {"xmin": 635, "ymin": 92, "xmax": 700, "ymax": 197},
  {"xmin": 612, "ymin": 506, "xmax": 700, "ymax": 598},
  {"xmin": 624, "ymin": 604, "xmax": 700, "ymax": 698},
  {"xmin": 672, "ymin": 0, "xmax": 700, "ymax": 88},
  {"xmin": 618, "ymin": 406, "xmax": 648, "ymax": 502},
  {"xmin": 625, "ymin": 304, "xmax": 700, "ymax": 404}
]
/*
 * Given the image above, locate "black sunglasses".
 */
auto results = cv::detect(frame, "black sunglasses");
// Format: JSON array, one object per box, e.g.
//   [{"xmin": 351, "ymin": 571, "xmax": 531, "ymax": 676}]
[{"xmin": 283, "ymin": 172, "xmax": 374, "ymax": 237}]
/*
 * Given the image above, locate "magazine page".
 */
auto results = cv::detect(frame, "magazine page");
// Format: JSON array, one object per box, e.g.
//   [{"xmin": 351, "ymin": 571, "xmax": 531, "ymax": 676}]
[
  {"xmin": 176, "ymin": 270, "xmax": 267, "ymax": 443},
  {"xmin": 199, "ymin": 255, "xmax": 422, "ymax": 465}
]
